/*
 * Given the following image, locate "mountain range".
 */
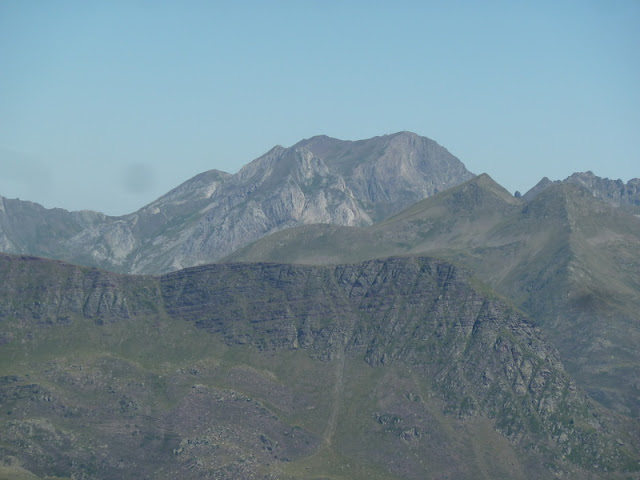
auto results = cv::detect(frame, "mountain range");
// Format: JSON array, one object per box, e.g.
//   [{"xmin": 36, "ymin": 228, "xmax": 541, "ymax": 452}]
[
  {"xmin": 227, "ymin": 173, "xmax": 640, "ymax": 418},
  {"xmin": 1, "ymin": 134, "xmax": 637, "ymax": 276},
  {"xmin": 0, "ymin": 132, "xmax": 473, "ymax": 273},
  {"xmin": 0, "ymin": 132, "xmax": 638, "ymax": 479}
]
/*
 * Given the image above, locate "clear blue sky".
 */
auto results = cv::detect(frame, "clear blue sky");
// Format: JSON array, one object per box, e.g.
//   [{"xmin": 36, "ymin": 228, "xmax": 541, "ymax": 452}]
[{"xmin": 1, "ymin": 1, "xmax": 638, "ymax": 215}]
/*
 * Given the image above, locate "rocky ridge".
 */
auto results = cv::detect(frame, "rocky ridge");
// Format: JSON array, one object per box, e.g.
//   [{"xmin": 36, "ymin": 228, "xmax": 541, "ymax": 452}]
[
  {"xmin": 0, "ymin": 253, "xmax": 638, "ymax": 479},
  {"xmin": 524, "ymin": 171, "xmax": 640, "ymax": 213},
  {"xmin": 0, "ymin": 132, "xmax": 473, "ymax": 274}
]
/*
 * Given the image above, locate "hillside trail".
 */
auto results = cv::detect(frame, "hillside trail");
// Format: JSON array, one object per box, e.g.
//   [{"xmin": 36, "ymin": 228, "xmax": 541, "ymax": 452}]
[{"xmin": 323, "ymin": 348, "xmax": 346, "ymax": 447}]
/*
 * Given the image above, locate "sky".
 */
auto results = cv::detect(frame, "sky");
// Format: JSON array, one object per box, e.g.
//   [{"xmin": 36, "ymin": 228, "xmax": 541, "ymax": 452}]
[{"xmin": 1, "ymin": 1, "xmax": 638, "ymax": 216}]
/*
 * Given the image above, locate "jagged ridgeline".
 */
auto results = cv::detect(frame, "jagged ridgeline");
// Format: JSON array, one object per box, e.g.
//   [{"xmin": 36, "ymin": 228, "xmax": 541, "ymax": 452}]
[
  {"xmin": 0, "ymin": 132, "xmax": 474, "ymax": 274},
  {"xmin": 0, "ymin": 253, "xmax": 638, "ymax": 479}
]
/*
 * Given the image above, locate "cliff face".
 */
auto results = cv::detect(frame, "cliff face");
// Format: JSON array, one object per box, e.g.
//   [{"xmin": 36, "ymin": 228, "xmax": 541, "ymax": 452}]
[
  {"xmin": 295, "ymin": 132, "xmax": 474, "ymax": 219},
  {"xmin": 160, "ymin": 258, "xmax": 619, "ymax": 456},
  {"xmin": 1, "ymin": 253, "xmax": 637, "ymax": 479},
  {"xmin": 0, "ymin": 254, "xmax": 161, "ymax": 323}
]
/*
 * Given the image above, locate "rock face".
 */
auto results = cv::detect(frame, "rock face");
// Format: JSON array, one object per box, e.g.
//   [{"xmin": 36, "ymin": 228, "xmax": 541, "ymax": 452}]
[
  {"xmin": 0, "ymin": 253, "xmax": 638, "ymax": 479},
  {"xmin": 294, "ymin": 132, "xmax": 472, "ymax": 219},
  {"xmin": 0, "ymin": 254, "xmax": 161, "ymax": 323},
  {"xmin": 0, "ymin": 132, "xmax": 474, "ymax": 274},
  {"xmin": 0, "ymin": 196, "xmax": 108, "ymax": 261}
]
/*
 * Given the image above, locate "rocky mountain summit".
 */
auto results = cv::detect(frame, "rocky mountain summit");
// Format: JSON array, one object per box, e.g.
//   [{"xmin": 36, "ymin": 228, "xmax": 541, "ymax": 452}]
[
  {"xmin": 524, "ymin": 171, "xmax": 640, "ymax": 213},
  {"xmin": 1, "ymin": 253, "xmax": 638, "ymax": 479},
  {"xmin": 0, "ymin": 132, "xmax": 473, "ymax": 274}
]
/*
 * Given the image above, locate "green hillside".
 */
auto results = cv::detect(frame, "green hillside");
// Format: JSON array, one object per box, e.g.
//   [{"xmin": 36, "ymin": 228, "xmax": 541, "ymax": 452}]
[
  {"xmin": 1, "ymin": 254, "xmax": 638, "ymax": 479},
  {"xmin": 225, "ymin": 175, "xmax": 640, "ymax": 418}
]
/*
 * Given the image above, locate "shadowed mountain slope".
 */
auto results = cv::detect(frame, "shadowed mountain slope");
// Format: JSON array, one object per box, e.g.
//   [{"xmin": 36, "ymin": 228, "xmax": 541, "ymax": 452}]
[{"xmin": 1, "ymin": 253, "xmax": 638, "ymax": 479}]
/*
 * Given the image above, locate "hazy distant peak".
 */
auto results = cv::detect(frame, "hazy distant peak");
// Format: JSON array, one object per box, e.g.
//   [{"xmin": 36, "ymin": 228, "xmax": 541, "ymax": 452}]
[
  {"xmin": 233, "ymin": 144, "xmax": 288, "ymax": 178},
  {"xmin": 471, "ymin": 172, "xmax": 497, "ymax": 184},
  {"xmin": 524, "ymin": 171, "xmax": 640, "ymax": 212},
  {"xmin": 0, "ymin": 131, "xmax": 475, "ymax": 273},
  {"xmin": 251, "ymin": 144, "xmax": 287, "ymax": 161},
  {"xmin": 471, "ymin": 173, "xmax": 518, "ymax": 196},
  {"xmin": 568, "ymin": 170, "xmax": 616, "ymax": 185},
  {"xmin": 295, "ymin": 131, "xmax": 435, "ymax": 158},
  {"xmin": 141, "ymin": 168, "xmax": 231, "ymax": 209},
  {"xmin": 392, "ymin": 130, "xmax": 419, "ymax": 136},
  {"xmin": 258, "ymin": 144, "xmax": 288, "ymax": 163},
  {"xmin": 522, "ymin": 176, "xmax": 557, "ymax": 202},
  {"xmin": 387, "ymin": 130, "xmax": 426, "ymax": 141},
  {"xmin": 376, "ymin": 173, "xmax": 519, "ymax": 227},
  {"xmin": 295, "ymin": 134, "xmax": 337, "ymax": 145},
  {"xmin": 522, "ymin": 181, "xmax": 609, "ymax": 226},
  {"xmin": 535, "ymin": 179, "xmax": 588, "ymax": 197},
  {"xmin": 188, "ymin": 169, "xmax": 232, "ymax": 182},
  {"xmin": 292, "ymin": 135, "xmax": 351, "ymax": 160},
  {"xmin": 444, "ymin": 173, "xmax": 521, "ymax": 206}
]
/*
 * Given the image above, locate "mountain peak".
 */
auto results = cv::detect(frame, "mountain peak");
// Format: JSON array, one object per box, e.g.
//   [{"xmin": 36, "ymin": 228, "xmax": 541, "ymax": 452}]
[
  {"xmin": 445, "ymin": 173, "xmax": 521, "ymax": 207},
  {"xmin": 387, "ymin": 130, "xmax": 420, "ymax": 139},
  {"xmin": 0, "ymin": 132, "xmax": 474, "ymax": 273},
  {"xmin": 524, "ymin": 171, "xmax": 640, "ymax": 212}
]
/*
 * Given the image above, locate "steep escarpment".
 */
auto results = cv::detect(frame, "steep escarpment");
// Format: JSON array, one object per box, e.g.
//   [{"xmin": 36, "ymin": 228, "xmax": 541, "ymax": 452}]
[
  {"xmin": 162, "ymin": 257, "xmax": 637, "ymax": 473},
  {"xmin": 0, "ymin": 254, "xmax": 161, "ymax": 324},
  {"xmin": 1, "ymin": 253, "xmax": 638, "ymax": 479}
]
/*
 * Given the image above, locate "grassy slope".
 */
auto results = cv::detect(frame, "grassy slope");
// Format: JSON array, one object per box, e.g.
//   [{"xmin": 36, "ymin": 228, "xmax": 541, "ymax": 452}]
[
  {"xmin": 4, "ymin": 252, "xmax": 638, "ymax": 479},
  {"xmin": 0, "ymin": 311, "xmax": 555, "ymax": 480}
]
